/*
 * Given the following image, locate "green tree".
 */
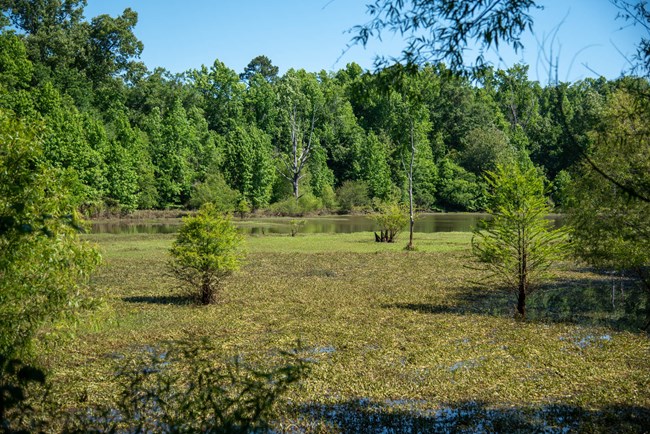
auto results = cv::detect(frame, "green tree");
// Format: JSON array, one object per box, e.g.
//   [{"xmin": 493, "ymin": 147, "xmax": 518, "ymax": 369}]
[
  {"xmin": 190, "ymin": 59, "xmax": 244, "ymax": 135},
  {"xmin": 189, "ymin": 172, "xmax": 238, "ymax": 212},
  {"xmin": 472, "ymin": 163, "xmax": 569, "ymax": 318},
  {"xmin": 222, "ymin": 124, "xmax": 275, "ymax": 210},
  {"xmin": 568, "ymin": 87, "xmax": 650, "ymax": 326},
  {"xmin": 336, "ymin": 180, "xmax": 371, "ymax": 212},
  {"xmin": 359, "ymin": 131, "xmax": 393, "ymax": 200},
  {"xmin": 169, "ymin": 204, "xmax": 245, "ymax": 305},
  {"xmin": 0, "ymin": 109, "xmax": 100, "ymax": 359},
  {"xmin": 104, "ymin": 109, "xmax": 141, "ymax": 211},
  {"xmin": 240, "ymin": 54, "xmax": 279, "ymax": 83},
  {"xmin": 274, "ymin": 69, "xmax": 325, "ymax": 199},
  {"xmin": 460, "ymin": 126, "xmax": 514, "ymax": 176},
  {"xmin": 351, "ymin": 0, "xmax": 537, "ymax": 72}
]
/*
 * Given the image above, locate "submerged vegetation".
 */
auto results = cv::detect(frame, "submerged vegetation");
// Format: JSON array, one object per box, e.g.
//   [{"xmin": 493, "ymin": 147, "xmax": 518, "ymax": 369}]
[{"xmin": 10, "ymin": 229, "xmax": 647, "ymax": 431}]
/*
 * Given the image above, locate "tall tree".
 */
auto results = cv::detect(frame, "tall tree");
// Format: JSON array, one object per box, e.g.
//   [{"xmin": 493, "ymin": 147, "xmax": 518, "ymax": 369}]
[
  {"xmin": 240, "ymin": 55, "xmax": 279, "ymax": 83},
  {"xmin": 569, "ymin": 86, "xmax": 650, "ymax": 326},
  {"xmin": 222, "ymin": 124, "xmax": 276, "ymax": 210},
  {"xmin": 190, "ymin": 60, "xmax": 243, "ymax": 135},
  {"xmin": 274, "ymin": 69, "xmax": 324, "ymax": 199}
]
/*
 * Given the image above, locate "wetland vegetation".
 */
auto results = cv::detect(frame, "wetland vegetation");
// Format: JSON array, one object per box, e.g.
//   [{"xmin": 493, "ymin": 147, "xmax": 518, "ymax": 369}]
[
  {"xmin": 21, "ymin": 227, "xmax": 645, "ymax": 432},
  {"xmin": 1, "ymin": 0, "xmax": 649, "ymax": 431}
]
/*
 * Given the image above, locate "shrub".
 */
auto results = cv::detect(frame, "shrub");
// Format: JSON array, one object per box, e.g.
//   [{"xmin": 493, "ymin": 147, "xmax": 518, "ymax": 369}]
[
  {"xmin": 188, "ymin": 172, "xmax": 238, "ymax": 212},
  {"xmin": 371, "ymin": 202, "xmax": 409, "ymax": 243},
  {"xmin": 169, "ymin": 204, "xmax": 245, "ymax": 305},
  {"xmin": 268, "ymin": 193, "xmax": 323, "ymax": 216},
  {"xmin": 336, "ymin": 180, "xmax": 370, "ymax": 213}
]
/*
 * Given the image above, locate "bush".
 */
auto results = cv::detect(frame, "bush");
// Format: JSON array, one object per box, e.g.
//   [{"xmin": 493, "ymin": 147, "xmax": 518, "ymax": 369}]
[
  {"xmin": 169, "ymin": 204, "xmax": 245, "ymax": 304},
  {"xmin": 188, "ymin": 172, "xmax": 238, "ymax": 212},
  {"xmin": 268, "ymin": 193, "xmax": 323, "ymax": 216},
  {"xmin": 371, "ymin": 202, "xmax": 409, "ymax": 243},
  {"xmin": 336, "ymin": 180, "xmax": 370, "ymax": 213}
]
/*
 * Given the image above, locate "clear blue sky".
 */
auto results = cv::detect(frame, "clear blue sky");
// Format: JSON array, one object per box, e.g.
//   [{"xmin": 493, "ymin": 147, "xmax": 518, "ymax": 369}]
[{"xmin": 84, "ymin": 1, "xmax": 643, "ymax": 83}]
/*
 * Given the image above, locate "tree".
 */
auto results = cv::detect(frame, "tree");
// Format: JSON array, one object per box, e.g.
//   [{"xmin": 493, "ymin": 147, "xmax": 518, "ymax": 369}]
[
  {"xmin": 190, "ymin": 60, "xmax": 244, "ymax": 135},
  {"xmin": 222, "ymin": 124, "xmax": 276, "ymax": 210},
  {"xmin": 188, "ymin": 172, "xmax": 238, "ymax": 212},
  {"xmin": 169, "ymin": 204, "xmax": 245, "ymax": 305},
  {"xmin": 274, "ymin": 69, "xmax": 324, "ymax": 199},
  {"xmin": 240, "ymin": 54, "xmax": 279, "ymax": 83},
  {"xmin": 0, "ymin": 109, "xmax": 100, "ymax": 359},
  {"xmin": 351, "ymin": 0, "xmax": 538, "ymax": 72},
  {"xmin": 568, "ymin": 86, "xmax": 650, "ymax": 326},
  {"xmin": 472, "ymin": 163, "xmax": 569, "ymax": 318}
]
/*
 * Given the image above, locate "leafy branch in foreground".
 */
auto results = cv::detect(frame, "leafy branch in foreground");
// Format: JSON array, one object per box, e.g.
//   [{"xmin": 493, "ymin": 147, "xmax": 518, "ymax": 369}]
[
  {"xmin": 350, "ymin": 0, "xmax": 538, "ymax": 72},
  {"xmin": 472, "ymin": 163, "xmax": 570, "ymax": 318},
  {"xmin": 71, "ymin": 338, "xmax": 310, "ymax": 433}
]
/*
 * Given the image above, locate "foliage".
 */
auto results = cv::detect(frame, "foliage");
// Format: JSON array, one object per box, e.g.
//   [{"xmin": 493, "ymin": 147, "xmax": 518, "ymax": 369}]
[
  {"xmin": 189, "ymin": 172, "xmax": 238, "ymax": 211},
  {"xmin": 268, "ymin": 194, "xmax": 323, "ymax": 216},
  {"xmin": 222, "ymin": 124, "xmax": 276, "ymax": 210},
  {"xmin": 472, "ymin": 163, "xmax": 570, "ymax": 318},
  {"xmin": 289, "ymin": 219, "xmax": 306, "ymax": 237},
  {"xmin": 73, "ymin": 338, "xmax": 309, "ymax": 433},
  {"xmin": 336, "ymin": 180, "xmax": 371, "ymax": 213},
  {"xmin": 0, "ymin": 0, "xmax": 645, "ymax": 219},
  {"xmin": 350, "ymin": 0, "xmax": 537, "ymax": 72},
  {"xmin": 436, "ymin": 158, "xmax": 485, "ymax": 211},
  {"xmin": 169, "ymin": 204, "xmax": 245, "ymax": 304},
  {"xmin": 568, "ymin": 87, "xmax": 650, "ymax": 321},
  {"xmin": 371, "ymin": 202, "xmax": 409, "ymax": 243},
  {"xmin": 0, "ymin": 110, "xmax": 100, "ymax": 358}
]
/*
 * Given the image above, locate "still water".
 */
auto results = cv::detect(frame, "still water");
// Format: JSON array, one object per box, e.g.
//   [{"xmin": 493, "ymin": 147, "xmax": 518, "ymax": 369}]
[{"xmin": 91, "ymin": 213, "xmax": 561, "ymax": 235}]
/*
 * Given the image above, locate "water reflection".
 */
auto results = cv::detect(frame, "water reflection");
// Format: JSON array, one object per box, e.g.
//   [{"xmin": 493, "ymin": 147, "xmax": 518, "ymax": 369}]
[{"xmin": 91, "ymin": 213, "xmax": 563, "ymax": 235}]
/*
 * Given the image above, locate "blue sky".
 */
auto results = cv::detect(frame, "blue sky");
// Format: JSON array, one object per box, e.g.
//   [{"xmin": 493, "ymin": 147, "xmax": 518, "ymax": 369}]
[{"xmin": 84, "ymin": 1, "xmax": 643, "ymax": 83}]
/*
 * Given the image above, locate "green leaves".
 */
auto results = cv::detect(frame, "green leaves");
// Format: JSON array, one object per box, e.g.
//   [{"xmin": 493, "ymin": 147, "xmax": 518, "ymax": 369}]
[
  {"xmin": 472, "ymin": 163, "xmax": 570, "ymax": 317},
  {"xmin": 0, "ymin": 109, "xmax": 100, "ymax": 359},
  {"xmin": 169, "ymin": 204, "xmax": 246, "ymax": 304}
]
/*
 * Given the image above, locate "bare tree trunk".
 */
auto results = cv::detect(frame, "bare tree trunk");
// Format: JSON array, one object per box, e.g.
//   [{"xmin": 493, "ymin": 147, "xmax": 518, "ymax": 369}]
[
  {"xmin": 293, "ymin": 173, "xmax": 300, "ymax": 199},
  {"xmin": 407, "ymin": 119, "xmax": 415, "ymax": 250},
  {"xmin": 278, "ymin": 106, "xmax": 316, "ymax": 200}
]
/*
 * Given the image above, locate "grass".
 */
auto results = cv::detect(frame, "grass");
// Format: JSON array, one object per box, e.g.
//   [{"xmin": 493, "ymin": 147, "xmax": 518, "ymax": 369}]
[{"xmin": 36, "ymin": 230, "xmax": 650, "ymax": 432}]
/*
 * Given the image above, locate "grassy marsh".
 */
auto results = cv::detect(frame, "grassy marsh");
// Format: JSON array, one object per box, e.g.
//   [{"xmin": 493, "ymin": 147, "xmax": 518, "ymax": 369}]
[{"xmin": 38, "ymin": 230, "xmax": 649, "ymax": 432}]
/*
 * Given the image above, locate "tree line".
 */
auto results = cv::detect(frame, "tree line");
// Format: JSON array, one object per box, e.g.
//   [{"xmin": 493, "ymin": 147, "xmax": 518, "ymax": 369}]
[{"xmin": 1, "ymin": 1, "xmax": 646, "ymax": 216}]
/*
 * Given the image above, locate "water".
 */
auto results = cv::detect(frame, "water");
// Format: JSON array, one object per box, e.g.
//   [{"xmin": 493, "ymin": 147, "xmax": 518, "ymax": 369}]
[{"xmin": 91, "ymin": 213, "xmax": 563, "ymax": 235}]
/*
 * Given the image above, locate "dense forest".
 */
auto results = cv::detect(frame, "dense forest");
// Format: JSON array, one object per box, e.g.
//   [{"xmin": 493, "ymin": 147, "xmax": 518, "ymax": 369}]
[{"xmin": 1, "ymin": 0, "xmax": 646, "ymax": 216}]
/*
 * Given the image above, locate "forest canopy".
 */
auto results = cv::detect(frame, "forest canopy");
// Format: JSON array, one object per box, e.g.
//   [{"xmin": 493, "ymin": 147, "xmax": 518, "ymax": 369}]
[{"xmin": 0, "ymin": 1, "xmax": 647, "ymax": 216}]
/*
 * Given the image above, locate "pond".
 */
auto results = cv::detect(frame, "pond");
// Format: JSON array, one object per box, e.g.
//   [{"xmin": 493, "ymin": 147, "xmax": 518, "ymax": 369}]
[{"xmin": 90, "ymin": 213, "xmax": 564, "ymax": 235}]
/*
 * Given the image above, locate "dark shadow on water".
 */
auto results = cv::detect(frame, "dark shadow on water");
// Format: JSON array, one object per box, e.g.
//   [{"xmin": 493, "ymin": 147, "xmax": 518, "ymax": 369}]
[
  {"xmin": 384, "ymin": 272, "xmax": 648, "ymax": 332},
  {"xmin": 287, "ymin": 398, "xmax": 650, "ymax": 433},
  {"xmin": 122, "ymin": 295, "xmax": 194, "ymax": 305}
]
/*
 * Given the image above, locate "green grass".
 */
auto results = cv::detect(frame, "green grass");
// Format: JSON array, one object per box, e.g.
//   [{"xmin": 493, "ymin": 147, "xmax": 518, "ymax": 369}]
[{"xmin": 38, "ymin": 231, "xmax": 650, "ymax": 432}]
